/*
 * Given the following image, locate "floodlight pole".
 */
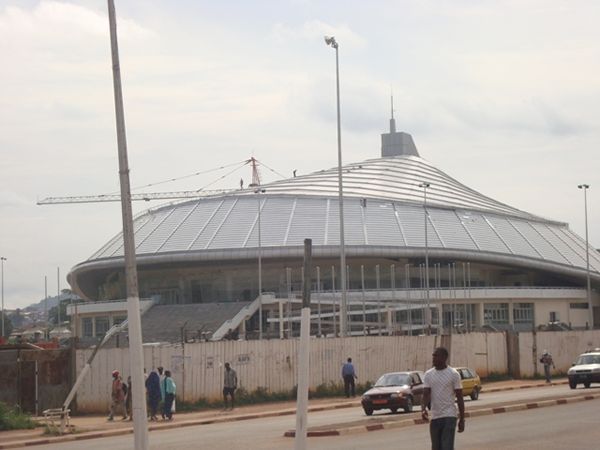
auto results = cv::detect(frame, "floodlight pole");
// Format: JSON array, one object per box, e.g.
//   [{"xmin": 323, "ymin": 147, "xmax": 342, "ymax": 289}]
[
  {"xmin": 578, "ymin": 184, "xmax": 593, "ymax": 329},
  {"xmin": 419, "ymin": 182, "xmax": 432, "ymax": 334},
  {"xmin": 107, "ymin": 1, "xmax": 149, "ymax": 448},
  {"xmin": 325, "ymin": 35, "xmax": 347, "ymax": 336},
  {"xmin": 255, "ymin": 188, "xmax": 266, "ymax": 339}
]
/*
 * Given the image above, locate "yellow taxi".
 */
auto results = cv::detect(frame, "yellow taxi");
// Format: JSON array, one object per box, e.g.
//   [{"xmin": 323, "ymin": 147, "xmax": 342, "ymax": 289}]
[{"xmin": 455, "ymin": 367, "xmax": 481, "ymax": 400}]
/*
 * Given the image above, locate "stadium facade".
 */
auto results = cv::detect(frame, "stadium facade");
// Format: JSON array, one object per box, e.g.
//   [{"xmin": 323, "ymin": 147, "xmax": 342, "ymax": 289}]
[{"xmin": 67, "ymin": 116, "xmax": 600, "ymax": 341}]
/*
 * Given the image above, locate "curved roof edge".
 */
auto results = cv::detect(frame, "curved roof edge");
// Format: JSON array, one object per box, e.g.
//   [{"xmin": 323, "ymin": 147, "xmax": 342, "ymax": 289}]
[{"xmin": 69, "ymin": 245, "xmax": 600, "ymax": 300}]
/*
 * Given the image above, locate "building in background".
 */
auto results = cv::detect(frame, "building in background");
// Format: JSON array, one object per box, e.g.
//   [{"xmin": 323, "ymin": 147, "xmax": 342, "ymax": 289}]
[{"xmin": 66, "ymin": 115, "xmax": 600, "ymax": 342}]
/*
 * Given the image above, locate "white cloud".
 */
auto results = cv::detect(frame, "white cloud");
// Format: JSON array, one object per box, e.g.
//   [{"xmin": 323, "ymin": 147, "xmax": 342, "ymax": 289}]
[{"xmin": 271, "ymin": 19, "xmax": 367, "ymax": 49}]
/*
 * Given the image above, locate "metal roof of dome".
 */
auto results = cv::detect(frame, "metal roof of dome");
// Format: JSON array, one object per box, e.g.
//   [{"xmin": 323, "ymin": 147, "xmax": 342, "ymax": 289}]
[{"xmin": 70, "ymin": 122, "xmax": 600, "ymax": 288}]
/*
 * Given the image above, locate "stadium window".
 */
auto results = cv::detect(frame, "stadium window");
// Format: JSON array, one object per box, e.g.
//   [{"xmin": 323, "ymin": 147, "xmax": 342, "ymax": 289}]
[
  {"xmin": 513, "ymin": 303, "xmax": 533, "ymax": 324},
  {"xmin": 484, "ymin": 303, "xmax": 508, "ymax": 324},
  {"xmin": 570, "ymin": 303, "xmax": 589, "ymax": 309},
  {"xmin": 82, "ymin": 317, "xmax": 93, "ymax": 338},
  {"xmin": 95, "ymin": 316, "xmax": 110, "ymax": 337}
]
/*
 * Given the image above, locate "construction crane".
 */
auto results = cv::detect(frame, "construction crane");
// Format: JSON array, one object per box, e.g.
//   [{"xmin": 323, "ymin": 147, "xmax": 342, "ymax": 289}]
[
  {"xmin": 37, "ymin": 157, "xmax": 274, "ymax": 205},
  {"xmin": 36, "ymin": 189, "xmax": 228, "ymax": 205}
]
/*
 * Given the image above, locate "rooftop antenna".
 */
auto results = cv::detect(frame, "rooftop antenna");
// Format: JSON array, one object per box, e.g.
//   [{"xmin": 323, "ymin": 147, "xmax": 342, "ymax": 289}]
[{"xmin": 390, "ymin": 86, "xmax": 396, "ymax": 133}]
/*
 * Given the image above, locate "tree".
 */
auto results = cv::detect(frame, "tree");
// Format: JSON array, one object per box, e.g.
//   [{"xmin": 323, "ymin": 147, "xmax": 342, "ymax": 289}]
[
  {"xmin": 48, "ymin": 297, "xmax": 84, "ymax": 326},
  {"xmin": 0, "ymin": 311, "xmax": 13, "ymax": 338}
]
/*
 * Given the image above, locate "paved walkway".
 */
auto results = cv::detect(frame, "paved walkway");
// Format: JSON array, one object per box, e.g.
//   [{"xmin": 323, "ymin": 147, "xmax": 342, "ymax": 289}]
[{"xmin": 0, "ymin": 378, "xmax": 567, "ymax": 449}]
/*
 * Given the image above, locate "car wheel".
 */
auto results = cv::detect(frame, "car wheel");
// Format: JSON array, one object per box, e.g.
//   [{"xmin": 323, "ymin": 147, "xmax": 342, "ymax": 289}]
[
  {"xmin": 390, "ymin": 407, "xmax": 398, "ymax": 414},
  {"xmin": 584, "ymin": 381, "xmax": 591, "ymax": 388},
  {"xmin": 403, "ymin": 396, "xmax": 413, "ymax": 413},
  {"xmin": 470, "ymin": 387, "xmax": 480, "ymax": 401},
  {"xmin": 364, "ymin": 407, "xmax": 373, "ymax": 416},
  {"xmin": 569, "ymin": 380, "xmax": 577, "ymax": 389}
]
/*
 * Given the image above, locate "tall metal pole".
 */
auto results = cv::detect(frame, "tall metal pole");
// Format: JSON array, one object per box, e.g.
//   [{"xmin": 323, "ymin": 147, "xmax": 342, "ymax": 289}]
[
  {"xmin": 578, "ymin": 184, "xmax": 593, "ymax": 329},
  {"xmin": 57, "ymin": 267, "xmax": 61, "ymax": 326},
  {"xmin": 107, "ymin": 1, "xmax": 148, "ymax": 448},
  {"xmin": 294, "ymin": 239, "xmax": 312, "ymax": 450},
  {"xmin": 419, "ymin": 182, "xmax": 432, "ymax": 334},
  {"xmin": 44, "ymin": 276, "xmax": 48, "ymax": 339},
  {"xmin": 325, "ymin": 36, "xmax": 347, "ymax": 336},
  {"xmin": 1, "ymin": 257, "xmax": 5, "ymax": 337},
  {"xmin": 255, "ymin": 188, "xmax": 265, "ymax": 339}
]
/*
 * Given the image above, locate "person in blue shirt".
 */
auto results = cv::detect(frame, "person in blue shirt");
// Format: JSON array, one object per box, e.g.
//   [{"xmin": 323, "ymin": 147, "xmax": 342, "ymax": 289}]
[
  {"xmin": 342, "ymin": 357, "xmax": 358, "ymax": 397},
  {"xmin": 161, "ymin": 370, "xmax": 177, "ymax": 420}
]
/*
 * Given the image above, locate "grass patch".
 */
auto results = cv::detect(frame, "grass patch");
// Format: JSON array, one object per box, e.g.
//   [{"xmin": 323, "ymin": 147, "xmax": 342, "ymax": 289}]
[
  {"xmin": 176, "ymin": 381, "xmax": 374, "ymax": 413},
  {"xmin": 0, "ymin": 402, "xmax": 37, "ymax": 431},
  {"xmin": 482, "ymin": 372, "xmax": 513, "ymax": 383}
]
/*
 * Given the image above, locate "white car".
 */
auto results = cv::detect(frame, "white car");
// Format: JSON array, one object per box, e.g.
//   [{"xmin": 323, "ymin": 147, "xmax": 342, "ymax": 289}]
[{"xmin": 567, "ymin": 350, "xmax": 600, "ymax": 389}]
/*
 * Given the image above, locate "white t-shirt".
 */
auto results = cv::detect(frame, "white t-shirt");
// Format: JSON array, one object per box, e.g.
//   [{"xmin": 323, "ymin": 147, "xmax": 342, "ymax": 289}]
[{"xmin": 423, "ymin": 366, "xmax": 462, "ymax": 420}]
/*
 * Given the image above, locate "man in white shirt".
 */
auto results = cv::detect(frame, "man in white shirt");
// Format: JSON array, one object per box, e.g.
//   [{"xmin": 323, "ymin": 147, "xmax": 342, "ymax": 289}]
[{"xmin": 421, "ymin": 347, "xmax": 465, "ymax": 450}]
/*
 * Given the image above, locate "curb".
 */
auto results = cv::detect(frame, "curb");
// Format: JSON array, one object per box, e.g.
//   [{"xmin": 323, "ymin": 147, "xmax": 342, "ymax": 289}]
[
  {"xmin": 283, "ymin": 390, "xmax": 598, "ymax": 438},
  {"xmin": 0, "ymin": 380, "xmax": 567, "ymax": 449}
]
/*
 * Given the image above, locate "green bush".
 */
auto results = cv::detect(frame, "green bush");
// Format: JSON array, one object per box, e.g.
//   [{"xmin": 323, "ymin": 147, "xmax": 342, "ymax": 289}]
[{"xmin": 0, "ymin": 402, "xmax": 37, "ymax": 431}]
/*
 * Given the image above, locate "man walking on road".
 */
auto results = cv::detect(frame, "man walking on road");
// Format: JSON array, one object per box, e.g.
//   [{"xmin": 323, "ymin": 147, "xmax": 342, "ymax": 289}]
[
  {"xmin": 223, "ymin": 362, "xmax": 238, "ymax": 410},
  {"xmin": 342, "ymin": 357, "xmax": 358, "ymax": 397},
  {"xmin": 421, "ymin": 347, "xmax": 465, "ymax": 450},
  {"xmin": 540, "ymin": 350, "xmax": 555, "ymax": 383}
]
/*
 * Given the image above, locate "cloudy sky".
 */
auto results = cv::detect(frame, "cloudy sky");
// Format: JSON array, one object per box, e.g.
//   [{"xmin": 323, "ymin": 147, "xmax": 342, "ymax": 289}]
[{"xmin": 1, "ymin": 0, "xmax": 599, "ymax": 309}]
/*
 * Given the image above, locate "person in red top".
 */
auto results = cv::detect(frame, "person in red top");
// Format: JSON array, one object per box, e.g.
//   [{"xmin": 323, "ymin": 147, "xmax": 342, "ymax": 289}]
[{"xmin": 108, "ymin": 370, "xmax": 127, "ymax": 421}]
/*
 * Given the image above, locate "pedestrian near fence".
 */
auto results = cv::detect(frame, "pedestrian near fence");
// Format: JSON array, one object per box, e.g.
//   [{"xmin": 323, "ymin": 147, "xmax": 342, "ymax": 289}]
[
  {"xmin": 161, "ymin": 370, "xmax": 176, "ymax": 421},
  {"xmin": 145, "ymin": 367, "xmax": 161, "ymax": 421},
  {"xmin": 342, "ymin": 357, "xmax": 358, "ymax": 397},
  {"xmin": 223, "ymin": 362, "xmax": 238, "ymax": 410},
  {"xmin": 540, "ymin": 350, "xmax": 555, "ymax": 383},
  {"xmin": 108, "ymin": 370, "xmax": 127, "ymax": 421}
]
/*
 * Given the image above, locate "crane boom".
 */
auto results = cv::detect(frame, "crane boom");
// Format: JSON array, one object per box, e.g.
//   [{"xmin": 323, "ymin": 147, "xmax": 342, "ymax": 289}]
[{"xmin": 37, "ymin": 189, "xmax": 230, "ymax": 205}]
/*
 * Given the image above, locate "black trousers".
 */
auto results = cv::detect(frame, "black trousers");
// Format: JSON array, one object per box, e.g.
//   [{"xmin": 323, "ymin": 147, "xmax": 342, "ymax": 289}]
[
  {"xmin": 343, "ymin": 375, "xmax": 355, "ymax": 397},
  {"xmin": 163, "ymin": 393, "xmax": 175, "ymax": 419}
]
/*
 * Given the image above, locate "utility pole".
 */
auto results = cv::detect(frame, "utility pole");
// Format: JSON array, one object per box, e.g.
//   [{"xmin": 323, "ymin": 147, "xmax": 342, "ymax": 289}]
[
  {"xmin": 107, "ymin": 1, "xmax": 148, "ymax": 448},
  {"xmin": 294, "ymin": 239, "xmax": 312, "ymax": 450}
]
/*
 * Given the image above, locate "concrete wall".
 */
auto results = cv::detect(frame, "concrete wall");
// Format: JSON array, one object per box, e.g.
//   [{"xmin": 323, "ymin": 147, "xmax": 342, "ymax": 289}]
[
  {"xmin": 518, "ymin": 330, "xmax": 599, "ymax": 377},
  {"xmin": 74, "ymin": 333, "xmax": 507, "ymax": 413}
]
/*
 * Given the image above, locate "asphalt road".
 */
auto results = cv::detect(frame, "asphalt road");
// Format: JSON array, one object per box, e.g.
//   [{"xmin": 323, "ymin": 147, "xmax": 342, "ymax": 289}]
[{"xmin": 33, "ymin": 385, "xmax": 599, "ymax": 450}]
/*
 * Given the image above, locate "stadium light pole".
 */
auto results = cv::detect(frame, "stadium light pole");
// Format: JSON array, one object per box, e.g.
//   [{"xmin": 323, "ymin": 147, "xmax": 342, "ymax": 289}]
[
  {"xmin": 578, "ymin": 184, "xmax": 593, "ymax": 329},
  {"xmin": 419, "ymin": 182, "xmax": 432, "ymax": 334},
  {"xmin": 324, "ymin": 35, "xmax": 348, "ymax": 337},
  {"xmin": 1, "ymin": 257, "xmax": 6, "ymax": 337},
  {"xmin": 255, "ymin": 188, "xmax": 266, "ymax": 339}
]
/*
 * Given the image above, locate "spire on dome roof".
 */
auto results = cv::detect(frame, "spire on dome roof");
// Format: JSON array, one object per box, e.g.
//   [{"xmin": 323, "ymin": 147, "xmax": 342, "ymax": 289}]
[{"xmin": 381, "ymin": 94, "xmax": 419, "ymax": 158}]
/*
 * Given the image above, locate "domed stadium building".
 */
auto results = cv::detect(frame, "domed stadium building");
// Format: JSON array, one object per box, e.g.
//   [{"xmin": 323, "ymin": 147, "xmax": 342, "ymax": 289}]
[{"xmin": 67, "ymin": 117, "xmax": 600, "ymax": 342}]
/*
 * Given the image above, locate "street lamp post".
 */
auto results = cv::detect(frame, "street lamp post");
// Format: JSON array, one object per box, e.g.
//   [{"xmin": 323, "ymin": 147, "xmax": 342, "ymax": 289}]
[
  {"xmin": 325, "ymin": 35, "xmax": 348, "ymax": 336},
  {"xmin": 419, "ymin": 182, "xmax": 432, "ymax": 334},
  {"xmin": 578, "ymin": 184, "xmax": 593, "ymax": 329},
  {"xmin": 1, "ymin": 257, "xmax": 6, "ymax": 337},
  {"xmin": 255, "ymin": 188, "xmax": 266, "ymax": 339}
]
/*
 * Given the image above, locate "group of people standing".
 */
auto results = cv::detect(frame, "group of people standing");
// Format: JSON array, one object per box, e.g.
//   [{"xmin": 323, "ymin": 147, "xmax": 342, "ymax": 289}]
[
  {"xmin": 145, "ymin": 366, "xmax": 176, "ymax": 421},
  {"xmin": 108, "ymin": 366, "xmax": 177, "ymax": 422},
  {"xmin": 108, "ymin": 361, "xmax": 239, "ymax": 421}
]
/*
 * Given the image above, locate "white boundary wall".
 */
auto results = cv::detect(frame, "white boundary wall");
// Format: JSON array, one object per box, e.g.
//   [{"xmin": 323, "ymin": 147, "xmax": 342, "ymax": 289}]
[
  {"xmin": 75, "ymin": 333, "xmax": 510, "ymax": 413},
  {"xmin": 518, "ymin": 330, "xmax": 600, "ymax": 377}
]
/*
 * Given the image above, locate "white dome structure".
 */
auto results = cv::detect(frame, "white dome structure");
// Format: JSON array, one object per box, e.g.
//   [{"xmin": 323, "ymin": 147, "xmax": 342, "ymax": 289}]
[{"xmin": 68, "ymin": 117, "xmax": 600, "ymax": 338}]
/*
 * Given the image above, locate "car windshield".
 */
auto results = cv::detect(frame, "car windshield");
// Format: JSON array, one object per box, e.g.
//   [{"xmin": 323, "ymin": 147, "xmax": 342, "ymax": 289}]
[
  {"xmin": 575, "ymin": 355, "xmax": 600, "ymax": 365},
  {"xmin": 374, "ymin": 373, "xmax": 411, "ymax": 387}
]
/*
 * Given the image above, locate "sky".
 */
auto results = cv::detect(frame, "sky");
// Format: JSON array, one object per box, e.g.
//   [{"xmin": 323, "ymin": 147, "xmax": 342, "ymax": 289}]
[{"xmin": 1, "ymin": 0, "xmax": 599, "ymax": 309}]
